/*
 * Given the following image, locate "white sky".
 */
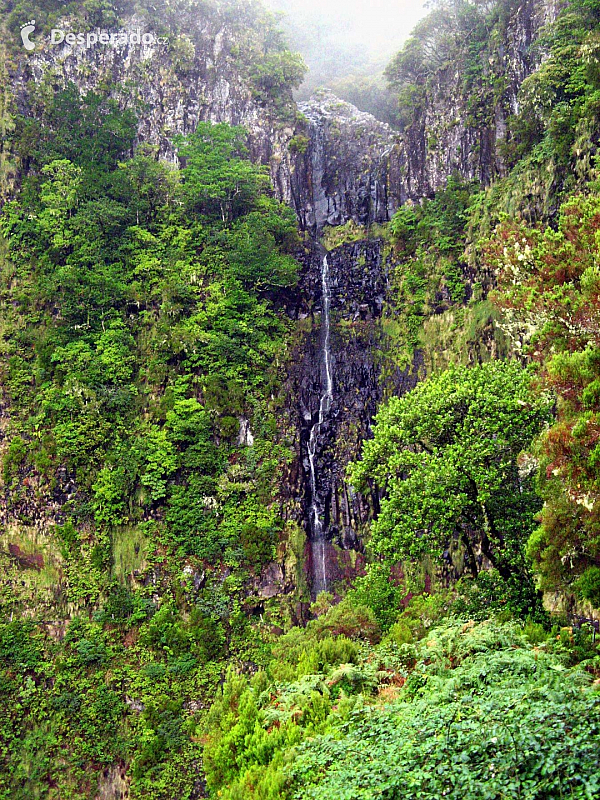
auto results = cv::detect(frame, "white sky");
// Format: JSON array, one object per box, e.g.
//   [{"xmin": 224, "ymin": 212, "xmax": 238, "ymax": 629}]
[{"xmin": 266, "ymin": 0, "xmax": 429, "ymax": 65}]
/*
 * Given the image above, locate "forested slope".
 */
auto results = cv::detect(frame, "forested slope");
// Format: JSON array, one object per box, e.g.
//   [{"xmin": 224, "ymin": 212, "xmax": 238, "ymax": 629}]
[{"xmin": 0, "ymin": 0, "xmax": 599, "ymax": 798}]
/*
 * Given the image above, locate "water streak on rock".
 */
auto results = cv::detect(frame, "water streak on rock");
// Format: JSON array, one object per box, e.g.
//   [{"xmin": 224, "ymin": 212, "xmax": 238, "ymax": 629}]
[{"xmin": 307, "ymin": 253, "xmax": 333, "ymax": 596}]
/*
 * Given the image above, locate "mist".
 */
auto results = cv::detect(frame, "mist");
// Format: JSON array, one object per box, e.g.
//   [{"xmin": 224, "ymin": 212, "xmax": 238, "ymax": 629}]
[{"xmin": 265, "ymin": 0, "xmax": 428, "ymax": 122}]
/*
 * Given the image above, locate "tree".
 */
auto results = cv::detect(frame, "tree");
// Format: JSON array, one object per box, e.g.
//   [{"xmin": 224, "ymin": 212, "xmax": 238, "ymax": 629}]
[
  {"xmin": 176, "ymin": 123, "xmax": 269, "ymax": 223},
  {"xmin": 114, "ymin": 149, "xmax": 180, "ymax": 226},
  {"xmin": 487, "ymin": 194, "xmax": 600, "ymax": 597},
  {"xmin": 249, "ymin": 50, "xmax": 306, "ymax": 104},
  {"xmin": 348, "ymin": 361, "xmax": 552, "ymax": 578},
  {"xmin": 40, "ymin": 86, "xmax": 137, "ymax": 175},
  {"xmin": 38, "ymin": 159, "xmax": 82, "ymax": 248},
  {"xmin": 226, "ymin": 200, "xmax": 299, "ymax": 290}
]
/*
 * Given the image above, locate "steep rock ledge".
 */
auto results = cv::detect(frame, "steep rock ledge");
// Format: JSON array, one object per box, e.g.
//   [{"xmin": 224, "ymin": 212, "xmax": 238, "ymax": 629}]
[
  {"xmin": 395, "ymin": 0, "xmax": 562, "ymax": 198},
  {"xmin": 291, "ymin": 90, "xmax": 401, "ymax": 230}
]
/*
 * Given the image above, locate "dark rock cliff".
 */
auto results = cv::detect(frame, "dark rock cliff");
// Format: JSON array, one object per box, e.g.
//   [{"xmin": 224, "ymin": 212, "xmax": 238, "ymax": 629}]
[
  {"xmin": 286, "ymin": 0, "xmax": 562, "ymax": 213},
  {"xmin": 279, "ymin": 239, "xmax": 392, "ymax": 591},
  {"xmin": 291, "ymin": 91, "xmax": 401, "ymax": 230}
]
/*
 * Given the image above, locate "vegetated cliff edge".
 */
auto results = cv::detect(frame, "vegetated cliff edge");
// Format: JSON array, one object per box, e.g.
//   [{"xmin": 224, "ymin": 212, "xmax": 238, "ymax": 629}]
[
  {"xmin": 390, "ymin": 0, "xmax": 562, "ymax": 197},
  {"xmin": 2, "ymin": 0, "xmax": 560, "ymax": 221}
]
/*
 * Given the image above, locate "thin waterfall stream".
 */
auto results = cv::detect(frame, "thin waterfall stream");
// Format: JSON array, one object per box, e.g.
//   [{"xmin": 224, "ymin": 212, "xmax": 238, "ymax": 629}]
[{"xmin": 307, "ymin": 252, "xmax": 333, "ymax": 597}]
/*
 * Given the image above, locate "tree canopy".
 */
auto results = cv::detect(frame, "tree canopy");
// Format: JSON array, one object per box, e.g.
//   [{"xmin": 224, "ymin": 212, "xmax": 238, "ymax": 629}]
[
  {"xmin": 349, "ymin": 361, "xmax": 552, "ymax": 581},
  {"xmin": 486, "ymin": 193, "xmax": 600, "ymax": 603}
]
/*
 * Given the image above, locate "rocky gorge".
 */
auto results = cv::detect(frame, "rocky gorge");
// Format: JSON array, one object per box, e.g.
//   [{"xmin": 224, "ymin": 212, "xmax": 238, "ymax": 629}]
[
  {"xmin": 2, "ymin": 0, "xmax": 600, "ymax": 796},
  {"xmin": 0, "ymin": 0, "xmax": 564, "ymax": 602}
]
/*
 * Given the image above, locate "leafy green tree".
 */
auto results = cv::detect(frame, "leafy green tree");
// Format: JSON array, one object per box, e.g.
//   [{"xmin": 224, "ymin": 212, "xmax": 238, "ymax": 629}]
[
  {"xmin": 249, "ymin": 49, "xmax": 306, "ymax": 105},
  {"xmin": 36, "ymin": 86, "xmax": 137, "ymax": 177},
  {"xmin": 487, "ymin": 193, "xmax": 600, "ymax": 597},
  {"xmin": 114, "ymin": 149, "xmax": 180, "ymax": 226},
  {"xmin": 38, "ymin": 159, "xmax": 82, "ymax": 248},
  {"xmin": 92, "ymin": 464, "xmax": 130, "ymax": 526},
  {"xmin": 177, "ymin": 123, "xmax": 269, "ymax": 223},
  {"xmin": 139, "ymin": 426, "xmax": 178, "ymax": 502},
  {"xmin": 226, "ymin": 201, "xmax": 299, "ymax": 290},
  {"xmin": 95, "ymin": 320, "xmax": 136, "ymax": 384},
  {"xmin": 349, "ymin": 361, "xmax": 552, "ymax": 579}
]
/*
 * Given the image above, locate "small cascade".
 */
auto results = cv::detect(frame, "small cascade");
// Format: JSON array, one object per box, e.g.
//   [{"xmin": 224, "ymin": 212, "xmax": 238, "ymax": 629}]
[{"xmin": 307, "ymin": 252, "xmax": 334, "ymax": 597}]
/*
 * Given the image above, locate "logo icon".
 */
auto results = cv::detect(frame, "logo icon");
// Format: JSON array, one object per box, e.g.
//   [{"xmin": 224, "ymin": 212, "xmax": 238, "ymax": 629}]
[{"xmin": 20, "ymin": 19, "xmax": 36, "ymax": 51}]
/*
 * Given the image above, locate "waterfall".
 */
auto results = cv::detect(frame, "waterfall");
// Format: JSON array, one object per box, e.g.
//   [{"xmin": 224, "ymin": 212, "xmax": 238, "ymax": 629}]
[{"xmin": 307, "ymin": 253, "xmax": 333, "ymax": 597}]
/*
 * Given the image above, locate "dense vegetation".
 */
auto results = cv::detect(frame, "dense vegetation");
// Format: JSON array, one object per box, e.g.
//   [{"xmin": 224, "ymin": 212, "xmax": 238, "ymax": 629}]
[
  {"xmin": 487, "ymin": 195, "xmax": 600, "ymax": 606},
  {"xmin": 380, "ymin": 0, "xmax": 600, "ymax": 609},
  {"xmin": 348, "ymin": 361, "xmax": 552, "ymax": 618},
  {"xmin": 1, "ymin": 0, "xmax": 600, "ymax": 797},
  {"xmin": 0, "ymin": 80, "xmax": 301, "ymax": 797},
  {"xmin": 201, "ymin": 601, "xmax": 600, "ymax": 799},
  {"xmin": 386, "ymin": 0, "xmax": 600, "ymax": 222},
  {"xmin": 2, "ymin": 0, "xmax": 301, "ymax": 53}
]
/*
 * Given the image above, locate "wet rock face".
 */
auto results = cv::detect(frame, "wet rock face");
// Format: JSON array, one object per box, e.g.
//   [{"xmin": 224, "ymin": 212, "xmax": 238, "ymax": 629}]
[
  {"xmin": 286, "ymin": 239, "xmax": 391, "ymax": 554},
  {"xmin": 281, "ymin": 0, "xmax": 559, "ymax": 228},
  {"xmin": 292, "ymin": 238, "xmax": 388, "ymax": 318},
  {"xmin": 282, "ymin": 236, "xmax": 425, "ymax": 594},
  {"xmin": 292, "ymin": 91, "xmax": 401, "ymax": 231}
]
